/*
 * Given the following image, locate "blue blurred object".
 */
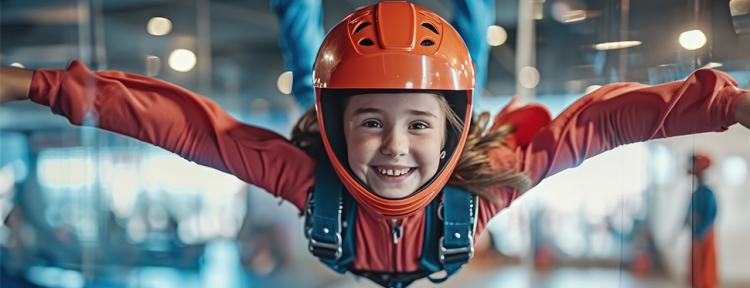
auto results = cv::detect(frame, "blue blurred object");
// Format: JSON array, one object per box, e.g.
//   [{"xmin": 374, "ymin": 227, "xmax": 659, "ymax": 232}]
[
  {"xmin": 0, "ymin": 131, "xmax": 29, "ymax": 183},
  {"xmin": 688, "ymin": 185, "xmax": 718, "ymax": 239},
  {"xmin": 271, "ymin": 0, "xmax": 325, "ymax": 109},
  {"xmin": 452, "ymin": 0, "xmax": 495, "ymax": 98}
]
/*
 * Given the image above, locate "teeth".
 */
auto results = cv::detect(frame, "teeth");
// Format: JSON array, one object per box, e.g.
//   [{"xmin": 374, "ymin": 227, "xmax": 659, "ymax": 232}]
[{"xmin": 377, "ymin": 167, "xmax": 410, "ymax": 176}]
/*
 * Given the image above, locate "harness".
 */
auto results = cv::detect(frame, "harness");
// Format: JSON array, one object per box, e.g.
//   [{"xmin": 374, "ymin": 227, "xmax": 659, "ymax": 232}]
[{"xmin": 304, "ymin": 157, "xmax": 478, "ymax": 287}]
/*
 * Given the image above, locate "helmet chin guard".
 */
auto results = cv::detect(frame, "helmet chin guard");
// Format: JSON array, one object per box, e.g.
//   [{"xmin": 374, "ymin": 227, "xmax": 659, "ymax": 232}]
[{"xmin": 313, "ymin": 1, "xmax": 474, "ymax": 218}]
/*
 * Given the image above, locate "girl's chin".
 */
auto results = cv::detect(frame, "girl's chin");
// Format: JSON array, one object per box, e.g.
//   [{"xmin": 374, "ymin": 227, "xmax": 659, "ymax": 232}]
[{"xmin": 372, "ymin": 189, "xmax": 414, "ymax": 199}]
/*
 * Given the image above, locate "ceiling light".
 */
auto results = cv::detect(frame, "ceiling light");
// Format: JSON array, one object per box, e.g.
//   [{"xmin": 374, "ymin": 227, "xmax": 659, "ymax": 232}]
[
  {"xmin": 593, "ymin": 41, "xmax": 642, "ymax": 50},
  {"xmin": 147, "ymin": 17, "xmax": 172, "ymax": 36},
  {"xmin": 486, "ymin": 25, "xmax": 508, "ymax": 47},
  {"xmin": 562, "ymin": 10, "xmax": 587, "ymax": 23},
  {"xmin": 518, "ymin": 66, "xmax": 540, "ymax": 89},
  {"xmin": 168, "ymin": 49, "xmax": 197, "ymax": 72},
  {"xmin": 678, "ymin": 29, "xmax": 707, "ymax": 50},
  {"xmin": 703, "ymin": 62, "xmax": 723, "ymax": 69},
  {"xmin": 277, "ymin": 71, "xmax": 293, "ymax": 95}
]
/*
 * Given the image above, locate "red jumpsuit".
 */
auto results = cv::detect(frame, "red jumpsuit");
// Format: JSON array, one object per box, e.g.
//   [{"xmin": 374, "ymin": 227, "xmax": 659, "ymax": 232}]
[{"xmin": 29, "ymin": 61, "xmax": 745, "ymax": 273}]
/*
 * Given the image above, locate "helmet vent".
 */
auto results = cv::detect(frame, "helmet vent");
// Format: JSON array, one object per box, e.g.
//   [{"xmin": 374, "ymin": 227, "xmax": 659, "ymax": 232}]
[
  {"xmin": 420, "ymin": 39, "xmax": 435, "ymax": 46},
  {"xmin": 359, "ymin": 38, "xmax": 375, "ymax": 46},
  {"xmin": 353, "ymin": 22, "xmax": 371, "ymax": 34},
  {"xmin": 421, "ymin": 22, "xmax": 439, "ymax": 34}
]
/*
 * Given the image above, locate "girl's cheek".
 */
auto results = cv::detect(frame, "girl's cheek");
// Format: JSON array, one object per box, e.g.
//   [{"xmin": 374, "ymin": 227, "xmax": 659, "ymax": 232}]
[
  {"xmin": 410, "ymin": 134, "xmax": 442, "ymax": 149},
  {"xmin": 349, "ymin": 134, "xmax": 380, "ymax": 156}
]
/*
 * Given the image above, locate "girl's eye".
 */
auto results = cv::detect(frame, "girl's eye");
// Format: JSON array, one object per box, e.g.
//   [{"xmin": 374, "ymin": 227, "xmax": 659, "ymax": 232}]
[
  {"xmin": 362, "ymin": 120, "xmax": 382, "ymax": 128},
  {"xmin": 410, "ymin": 122, "xmax": 430, "ymax": 130}
]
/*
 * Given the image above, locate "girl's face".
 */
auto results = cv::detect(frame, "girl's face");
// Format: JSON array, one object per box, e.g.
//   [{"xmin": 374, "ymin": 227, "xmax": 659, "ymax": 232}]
[{"xmin": 343, "ymin": 93, "xmax": 446, "ymax": 199}]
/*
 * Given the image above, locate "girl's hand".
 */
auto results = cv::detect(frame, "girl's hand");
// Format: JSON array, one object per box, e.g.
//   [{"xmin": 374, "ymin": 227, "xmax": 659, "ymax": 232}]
[
  {"xmin": 734, "ymin": 91, "xmax": 750, "ymax": 129},
  {"xmin": 0, "ymin": 66, "xmax": 33, "ymax": 104}
]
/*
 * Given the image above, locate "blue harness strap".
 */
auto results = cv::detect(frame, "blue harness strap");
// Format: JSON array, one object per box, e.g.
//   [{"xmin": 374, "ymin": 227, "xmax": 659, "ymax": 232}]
[
  {"xmin": 305, "ymin": 155, "xmax": 356, "ymax": 273},
  {"xmin": 420, "ymin": 185, "xmax": 477, "ymax": 283},
  {"xmin": 306, "ymin": 159, "xmax": 477, "ymax": 287}
]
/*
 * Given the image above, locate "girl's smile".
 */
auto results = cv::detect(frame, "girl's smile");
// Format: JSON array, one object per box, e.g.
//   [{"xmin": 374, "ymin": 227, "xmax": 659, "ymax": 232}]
[{"xmin": 371, "ymin": 166, "xmax": 417, "ymax": 182}]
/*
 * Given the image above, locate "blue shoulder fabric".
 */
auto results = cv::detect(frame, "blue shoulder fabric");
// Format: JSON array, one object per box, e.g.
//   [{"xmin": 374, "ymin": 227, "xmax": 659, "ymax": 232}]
[
  {"xmin": 452, "ymin": 0, "xmax": 495, "ymax": 99},
  {"xmin": 271, "ymin": 0, "xmax": 324, "ymax": 109}
]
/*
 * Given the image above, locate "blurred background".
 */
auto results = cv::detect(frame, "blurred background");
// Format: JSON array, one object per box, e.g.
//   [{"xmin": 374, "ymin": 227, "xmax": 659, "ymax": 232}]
[{"xmin": 1, "ymin": 0, "xmax": 750, "ymax": 287}]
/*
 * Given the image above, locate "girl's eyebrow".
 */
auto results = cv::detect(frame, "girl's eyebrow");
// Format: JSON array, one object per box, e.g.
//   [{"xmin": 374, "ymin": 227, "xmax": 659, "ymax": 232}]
[
  {"xmin": 353, "ymin": 107, "xmax": 438, "ymax": 118},
  {"xmin": 353, "ymin": 107, "xmax": 383, "ymax": 115}
]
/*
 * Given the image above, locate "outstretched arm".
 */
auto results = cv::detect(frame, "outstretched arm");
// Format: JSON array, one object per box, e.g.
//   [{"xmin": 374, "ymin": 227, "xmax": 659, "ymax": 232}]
[
  {"xmin": 0, "ymin": 66, "xmax": 33, "ymax": 103},
  {"xmin": 474, "ymin": 69, "xmax": 747, "ymax": 235},
  {"xmin": 7, "ymin": 61, "xmax": 313, "ymax": 211},
  {"xmin": 523, "ymin": 68, "xmax": 748, "ymax": 186}
]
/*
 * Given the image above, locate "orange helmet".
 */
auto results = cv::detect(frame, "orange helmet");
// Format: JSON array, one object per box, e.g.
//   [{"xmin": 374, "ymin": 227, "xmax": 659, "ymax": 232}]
[
  {"xmin": 689, "ymin": 152, "xmax": 712, "ymax": 176},
  {"xmin": 313, "ymin": 1, "xmax": 474, "ymax": 217}
]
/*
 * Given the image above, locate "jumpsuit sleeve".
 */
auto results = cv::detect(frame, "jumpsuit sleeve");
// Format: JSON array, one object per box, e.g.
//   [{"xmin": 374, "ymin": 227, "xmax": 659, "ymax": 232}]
[
  {"xmin": 475, "ymin": 69, "xmax": 745, "ymax": 234},
  {"xmin": 27, "ymin": 60, "xmax": 314, "ymax": 211},
  {"xmin": 522, "ymin": 68, "xmax": 745, "ymax": 186}
]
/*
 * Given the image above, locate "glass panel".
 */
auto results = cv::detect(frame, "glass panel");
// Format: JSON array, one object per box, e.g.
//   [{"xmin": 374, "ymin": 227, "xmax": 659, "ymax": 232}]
[{"xmin": 1, "ymin": 0, "xmax": 748, "ymax": 286}]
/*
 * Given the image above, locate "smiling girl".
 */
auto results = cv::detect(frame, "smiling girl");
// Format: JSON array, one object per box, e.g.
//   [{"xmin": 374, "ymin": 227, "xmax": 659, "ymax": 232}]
[
  {"xmin": 2, "ymin": 1, "xmax": 750, "ymax": 287},
  {"xmin": 344, "ymin": 93, "xmax": 451, "ymax": 199}
]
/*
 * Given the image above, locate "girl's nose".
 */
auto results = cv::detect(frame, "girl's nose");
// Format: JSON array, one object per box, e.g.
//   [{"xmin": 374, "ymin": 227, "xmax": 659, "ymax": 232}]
[{"xmin": 380, "ymin": 128, "xmax": 409, "ymax": 158}]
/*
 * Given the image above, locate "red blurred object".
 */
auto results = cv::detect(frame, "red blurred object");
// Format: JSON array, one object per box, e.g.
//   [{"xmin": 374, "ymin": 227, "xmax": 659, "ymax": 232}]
[
  {"xmin": 630, "ymin": 251, "xmax": 652, "ymax": 276},
  {"xmin": 691, "ymin": 230, "xmax": 718, "ymax": 288},
  {"xmin": 534, "ymin": 246, "xmax": 555, "ymax": 270},
  {"xmin": 689, "ymin": 152, "xmax": 712, "ymax": 176}
]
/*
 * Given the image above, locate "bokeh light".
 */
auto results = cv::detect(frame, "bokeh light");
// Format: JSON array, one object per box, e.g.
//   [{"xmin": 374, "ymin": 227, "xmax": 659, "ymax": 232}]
[
  {"xmin": 168, "ymin": 49, "xmax": 197, "ymax": 72},
  {"xmin": 147, "ymin": 17, "xmax": 172, "ymax": 36},
  {"xmin": 678, "ymin": 29, "xmax": 707, "ymax": 50}
]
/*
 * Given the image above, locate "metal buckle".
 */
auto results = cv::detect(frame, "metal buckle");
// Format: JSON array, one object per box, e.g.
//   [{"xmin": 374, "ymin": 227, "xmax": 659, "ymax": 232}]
[
  {"xmin": 304, "ymin": 191, "xmax": 345, "ymax": 261},
  {"xmin": 438, "ymin": 236, "xmax": 474, "ymax": 265},
  {"xmin": 437, "ymin": 201, "xmax": 445, "ymax": 221},
  {"xmin": 309, "ymin": 230, "xmax": 343, "ymax": 260}
]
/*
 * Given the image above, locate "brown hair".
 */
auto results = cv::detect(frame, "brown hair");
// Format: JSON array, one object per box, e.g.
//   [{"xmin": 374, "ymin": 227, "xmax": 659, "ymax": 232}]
[{"xmin": 290, "ymin": 96, "xmax": 531, "ymax": 202}]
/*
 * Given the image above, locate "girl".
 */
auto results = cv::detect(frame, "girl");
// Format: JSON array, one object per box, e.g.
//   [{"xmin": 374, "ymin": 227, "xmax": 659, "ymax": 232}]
[{"xmin": 2, "ymin": 1, "xmax": 750, "ymax": 287}]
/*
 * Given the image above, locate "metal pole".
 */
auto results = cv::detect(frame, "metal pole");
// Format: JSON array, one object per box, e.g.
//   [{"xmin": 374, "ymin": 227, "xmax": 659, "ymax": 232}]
[
  {"xmin": 515, "ymin": 0, "xmax": 537, "ymax": 102},
  {"xmin": 196, "ymin": 0, "xmax": 212, "ymax": 94}
]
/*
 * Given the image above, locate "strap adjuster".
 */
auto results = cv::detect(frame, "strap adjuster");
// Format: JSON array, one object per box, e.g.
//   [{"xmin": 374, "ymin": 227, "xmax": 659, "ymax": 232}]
[
  {"xmin": 438, "ymin": 236, "xmax": 474, "ymax": 265},
  {"xmin": 308, "ymin": 229, "xmax": 343, "ymax": 261}
]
